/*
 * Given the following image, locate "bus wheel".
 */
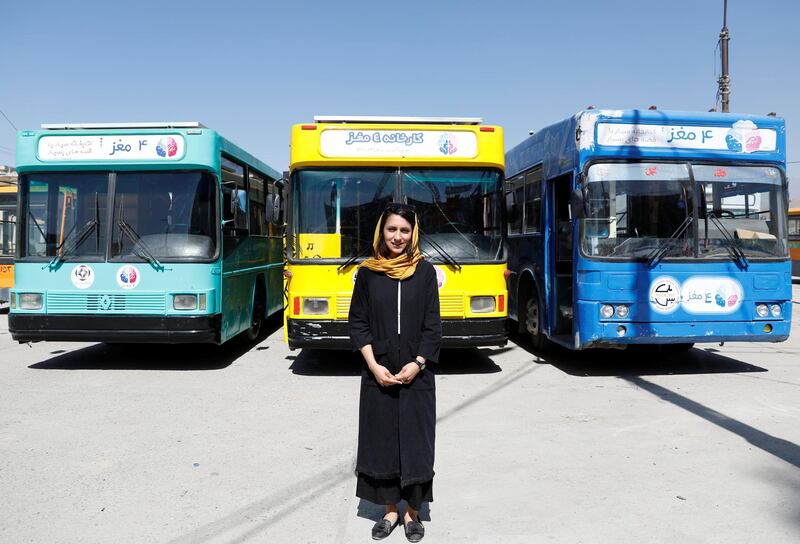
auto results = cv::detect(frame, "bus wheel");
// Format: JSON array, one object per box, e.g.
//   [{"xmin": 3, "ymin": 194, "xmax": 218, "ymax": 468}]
[
  {"xmin": 244, "ymin": 286, "xmax": 265, "ymax": 342},
  {"xmin": 525, "ymin": 293, "xmax": 548, "ymax": 352}
]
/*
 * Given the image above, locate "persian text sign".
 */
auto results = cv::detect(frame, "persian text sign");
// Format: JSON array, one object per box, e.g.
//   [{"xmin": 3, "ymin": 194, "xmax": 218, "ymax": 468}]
[
  {"xmin": 596, "ymin": 121, "xmax": 777, "ymax": 153},
  {"xmin": 319, "ymin": 129, "xmax": 478, "ymax": 158},
  {"xmin": 37, "ymin": 134, "xmax": 186, "ymax": 161},
  {"xmin": 648, "ymin": 276, "xmax": 744, "ymax": 315},
  {"xmin": 680, "ymin": 277, "xmax": 743, "ymax": 315}
]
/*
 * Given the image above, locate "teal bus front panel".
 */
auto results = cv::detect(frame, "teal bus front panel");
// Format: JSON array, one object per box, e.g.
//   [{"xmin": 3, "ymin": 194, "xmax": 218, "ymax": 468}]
[{"xmin": 10, "ymin": 261, "xmax": 223, "ymax": 343}]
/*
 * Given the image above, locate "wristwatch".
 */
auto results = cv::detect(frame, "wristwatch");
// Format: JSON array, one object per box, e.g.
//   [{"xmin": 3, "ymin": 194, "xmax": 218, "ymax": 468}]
[{"xmin": 414, "ymin": 357, "xmax": 426, "ymax": 371}]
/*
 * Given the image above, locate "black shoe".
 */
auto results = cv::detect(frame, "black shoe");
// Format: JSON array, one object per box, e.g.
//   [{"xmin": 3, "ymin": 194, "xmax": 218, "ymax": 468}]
[
  {"xmin": 372, "ymin": 517, "xmax": 399, "ymax": 540},
  {"xmin": 404, "ymin": 517, "xmax": 425, "ymax": 542}
]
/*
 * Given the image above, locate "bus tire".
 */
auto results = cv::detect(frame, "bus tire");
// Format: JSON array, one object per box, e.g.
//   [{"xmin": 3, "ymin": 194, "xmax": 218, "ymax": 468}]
[
  {"xmin": 244, "ymin": 281, "xmax": 265, "ymax": 343},
  {"xmin": 525, "ymin": 292, "xmax": 548, "ymax": 352}
]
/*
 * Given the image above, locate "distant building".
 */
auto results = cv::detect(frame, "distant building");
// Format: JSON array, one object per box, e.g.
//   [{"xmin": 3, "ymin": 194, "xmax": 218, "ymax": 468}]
[{"xmin": 0, "ymin": 165, "xmax": 17, "ymax": 186}]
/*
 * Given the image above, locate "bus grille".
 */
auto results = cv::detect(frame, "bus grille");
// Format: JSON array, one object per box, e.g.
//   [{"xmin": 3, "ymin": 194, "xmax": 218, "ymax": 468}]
[
  {"xmin": 439, "ymin": 294, "xmax": 464, "ymax": 316},
  {"xmin": 335, "ymin": 293, "xmax": 464, "ymax": 318},
  {"xmin": 47, "ymin": 293, "xmax": 167, "ymax": 314},
  {"xmin": 336, "ymin": 294, "xmax": 352, "ymax": 319}
]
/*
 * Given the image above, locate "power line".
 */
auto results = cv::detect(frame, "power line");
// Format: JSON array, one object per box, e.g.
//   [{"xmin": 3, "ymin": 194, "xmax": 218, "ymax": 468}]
[{"xmin": 0, "ymin": 108, "xmax": 18, "ymax": 132}]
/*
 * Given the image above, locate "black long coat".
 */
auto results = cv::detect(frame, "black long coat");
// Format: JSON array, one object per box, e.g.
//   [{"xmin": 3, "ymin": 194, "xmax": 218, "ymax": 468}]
[{"xmin": 349, "ymin": 259, "xmax": 442, "ymax": 487}]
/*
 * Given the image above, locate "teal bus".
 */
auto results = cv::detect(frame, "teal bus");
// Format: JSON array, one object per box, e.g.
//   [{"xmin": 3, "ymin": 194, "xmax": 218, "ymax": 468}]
[{"xmin": 9, "ymin": 122, "xmax": 285, "ymax": 344}]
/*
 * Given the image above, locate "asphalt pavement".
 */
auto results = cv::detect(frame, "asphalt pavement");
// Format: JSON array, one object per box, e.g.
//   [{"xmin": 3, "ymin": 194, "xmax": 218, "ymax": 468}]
[{"xmin": 1, "ymin": 285, "xmax": 799, "ymax": 543}]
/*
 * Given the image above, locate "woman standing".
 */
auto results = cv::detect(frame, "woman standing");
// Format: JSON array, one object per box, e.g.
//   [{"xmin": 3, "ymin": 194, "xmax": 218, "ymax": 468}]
[{"xmin": 349, "ymin": 203, "xmax": 441, "ymax": 542}]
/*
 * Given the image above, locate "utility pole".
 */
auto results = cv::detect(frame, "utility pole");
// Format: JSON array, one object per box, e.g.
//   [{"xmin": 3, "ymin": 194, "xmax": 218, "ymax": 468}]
[{"xmin": 718, "ymin": 0, "xmax": 731, "ymax": 112}]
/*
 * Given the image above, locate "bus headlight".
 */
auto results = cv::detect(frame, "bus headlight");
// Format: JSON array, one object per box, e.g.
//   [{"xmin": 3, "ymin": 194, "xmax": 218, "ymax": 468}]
[
  {"xmin": 173, "ymin": 294, "xmax": 198, "ymax": 310},
  {"xmin": 600, "ymin": 304, "xmax": 614, "ymax": 319},
  {"xmin": 770, "ymin": 304, "xmax": 781, "ymax": 318},
  {"xmin": 10, "ymin": 292, "xmax": 16, "ymax": 310},
  {"xmin": 756, "ymin": 304, "xmax": 769, "ymax": 318},
  {"xmin": 615, "ymin": 305, "xmax": 630, "ymax": 318},
  {"xmin": 303, "ymin": 298, "xmax": 329, "ymax": 315},
  {"xmin": 470, "ymin": 296, "xmax": 496, "ymax": 313},
  {"xmin": 19, "ymin": 293, "xmax": 43, "ymax": 310}
]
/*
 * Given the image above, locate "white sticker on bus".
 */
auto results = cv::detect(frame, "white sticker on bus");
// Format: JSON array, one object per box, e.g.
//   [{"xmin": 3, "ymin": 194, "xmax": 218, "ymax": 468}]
[
  {"xmin": 648, "ymin": 276, "xmax": 680, "ymax": 314},
  {"xmin": 71, "ymin": 264, "xmax": 95, "ymax": 289},
  {"xmin": 596, "ymin": 122, "xmax": 777, "ymax": 153},
  {"xmin": 37, "ymin": 134, "xmax": 186, "ymax": 161},
  {"xmin": 434, "ymin": 266, "xmax": 446, "ymax": 290},
  {"xmin": 116, "ymin": 265, "xmax": 141, "ymax": 290},
  {"xmin": 681, "ymin": 277, "xmax": 743, "ymax": 315},
  {"xmin": 319, "ymin": 129, "xmax": 478, "ymax": 158}
]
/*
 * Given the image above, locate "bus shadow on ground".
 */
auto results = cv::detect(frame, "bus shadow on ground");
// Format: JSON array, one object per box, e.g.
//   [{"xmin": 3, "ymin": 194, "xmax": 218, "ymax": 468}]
[
  {"xmin": 27, "ymin": 315, "xmax": 283, "ymax": 371},
  {"xmin": 288, "ymin": 347, "xmax": 503, "ymax": 377},
  {"xmin": 510, "ymin": 331, "xmax": 767, "ymax": 377}
]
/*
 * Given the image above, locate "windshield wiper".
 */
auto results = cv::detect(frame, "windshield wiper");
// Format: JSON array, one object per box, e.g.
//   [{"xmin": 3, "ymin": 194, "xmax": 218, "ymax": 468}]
[
  {"xmin": 707, "ymin": 214, "xmax": 748, "ymax": 269},
  {"xmin": 419, "ymin": 227, "xmax": 462, "ymax": 271},
  {"xmin": 45, "ymin": 219, "xmax": 99, "ymax": 269},
  {"xmin": 404, "ymin": 173, "xmax": 480, "ymax": 255},
  {"xmin": 117, "ymin": 220, "xmax": 164, "ymax": 271},
  {"xmin": 647, "ymin": 215, "xmax": 693, "ymax": 267}
]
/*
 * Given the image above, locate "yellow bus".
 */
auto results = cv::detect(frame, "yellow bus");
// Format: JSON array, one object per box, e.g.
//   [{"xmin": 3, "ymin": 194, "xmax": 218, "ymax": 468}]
[
  {"xmin": 0, "ymin": 178, "xmax": 17, "ymax": 304},
  {"xmin": 284, "ymin": 116, "xmax": 508, "ymax": 349},
  {"xmin": 790, "ymin": 207, "xmax": 800, "ymax": 278}
]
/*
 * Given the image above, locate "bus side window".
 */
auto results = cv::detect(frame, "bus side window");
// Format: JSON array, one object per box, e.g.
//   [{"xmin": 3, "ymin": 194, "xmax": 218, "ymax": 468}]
[
  {"xmin": 222, "ymin": 156, "xmax": 247, "ymax": 232},
  {"xmin": 524, "ymin": 167, "xmax": 542, "ymax": 233},
  {"xmin": 506, "ymin": 175, "xmax": 523, "ymax": 235},
  {"xmin": 248, "ymin": 169, "xmax": 267, "ymax": 236}
]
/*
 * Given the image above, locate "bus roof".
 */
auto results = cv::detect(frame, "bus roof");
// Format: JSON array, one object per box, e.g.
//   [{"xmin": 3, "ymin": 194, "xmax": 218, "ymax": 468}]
[
  {"xmin": 41, "ymin": 122, "xmax": 205, "ymax": 130},
  {"xmin": 313, "ymin": 116, "xmax": 483, "ymax": 125},
  {"xmin": 291, "ymin": 118, "xmax": 503, "ymax": 169},
  {"xmin": 16, "ymin": 125, "xmax": 280, "ymax": 180},
  {"xmin": 506, "ymin": 108, "xmax": 786, "ymax": 179}
]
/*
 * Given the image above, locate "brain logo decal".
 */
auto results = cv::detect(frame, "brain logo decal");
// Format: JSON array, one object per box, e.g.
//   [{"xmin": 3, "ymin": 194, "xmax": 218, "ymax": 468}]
[
  {"xmin": 725, "ymin": 120, "xmax": 762, "ymax": 153},
  {"xmin": 116, "ymin": 265, "xmax": 141, "ymax": 289},
  {"xmin": 438, "ymin": 134, "xmax": 457, "ymax": 156},
  {"xmin": 156, "ymin": 137, "xmax": 179, "ymax": 157}
]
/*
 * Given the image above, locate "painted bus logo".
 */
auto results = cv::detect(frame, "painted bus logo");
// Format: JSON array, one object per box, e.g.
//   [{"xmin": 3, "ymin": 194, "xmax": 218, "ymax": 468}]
[
  {"xmin": 438, "ymin": 133, "xmax": 457, "ymax": 156},
  {"xmin": 725, "ymin": 120, "xmax": 763, "ymax": 153},
  {"xmin": 156, "ymin": 137, "xmax": 178, "ymax": 157}
]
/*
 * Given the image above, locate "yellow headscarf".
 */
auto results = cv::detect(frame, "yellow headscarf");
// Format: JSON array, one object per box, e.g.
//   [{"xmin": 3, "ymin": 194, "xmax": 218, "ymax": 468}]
[{"xmin": 359, "ymin": 210, "xmax": 423, "ymax": 280}]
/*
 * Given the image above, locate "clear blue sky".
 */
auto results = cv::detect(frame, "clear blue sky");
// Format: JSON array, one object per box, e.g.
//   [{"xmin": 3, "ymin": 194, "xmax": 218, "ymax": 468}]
[{"xmin": 2, "ymin": 0, "xmax": 798, "ymax": 201}]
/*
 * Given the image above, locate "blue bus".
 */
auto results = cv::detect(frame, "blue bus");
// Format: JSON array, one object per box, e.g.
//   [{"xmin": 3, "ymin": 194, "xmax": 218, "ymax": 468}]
[
  {"xmin": 505, "ymin": 109, "xmax": 791, "ymax": 351},
  {"xmin": 9, "ymin": 122, "xmax": 285, "ymax": 344}
]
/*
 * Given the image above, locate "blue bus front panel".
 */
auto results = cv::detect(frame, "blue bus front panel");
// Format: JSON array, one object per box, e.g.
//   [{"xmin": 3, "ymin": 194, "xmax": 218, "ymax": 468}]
[
  {"xmin": 9, "ymin": 262, "xmax": 222, "ymax": 343},
  {"xmin": 574, "ymin": 261, "xmax": 792, "ymax": 348}
]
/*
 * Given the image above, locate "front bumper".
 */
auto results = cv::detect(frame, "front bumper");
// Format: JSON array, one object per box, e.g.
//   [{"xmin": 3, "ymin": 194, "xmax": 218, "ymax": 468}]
[
  {"xmin": 9, "ymin": 314, "xmax": 222, "ymax": 344},
  {"xmin": 579, "ymin": 320, "xmax": 791, "ymax": 349},
  {"xmin": 287, "ymin": 317, "xmax": 507, "ymax": 350}
]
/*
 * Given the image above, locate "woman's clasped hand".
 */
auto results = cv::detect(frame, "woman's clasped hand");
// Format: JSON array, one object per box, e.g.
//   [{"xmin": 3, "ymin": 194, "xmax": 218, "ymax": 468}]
[{"xmin": 368, "ymin": 361, "xmax": 421, "ymax": 386}]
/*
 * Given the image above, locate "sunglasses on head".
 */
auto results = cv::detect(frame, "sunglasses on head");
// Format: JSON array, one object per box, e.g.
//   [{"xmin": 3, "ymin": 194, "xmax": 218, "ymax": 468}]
[{"xmin": 384, "ymin": 202, "xmax": 416, "ymax": 214}]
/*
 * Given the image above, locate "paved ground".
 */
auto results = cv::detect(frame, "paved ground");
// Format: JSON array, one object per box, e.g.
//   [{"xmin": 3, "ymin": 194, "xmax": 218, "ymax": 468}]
[{"xmin": 1, "ymin": 286, "xmax": 799, "ymax": 543}]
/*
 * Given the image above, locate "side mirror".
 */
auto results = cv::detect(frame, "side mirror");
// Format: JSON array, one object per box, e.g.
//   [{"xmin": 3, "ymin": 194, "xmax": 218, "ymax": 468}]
[
  {"xmin": 272, "ymin": 194, "xmax": 283, "ymax": 225},
  {"xmin": 569, "ymin": 188, "xmax": 586, "ymax": 220},
  {"xmin": 265, "ymin": 194, "xmax": 275, "ymax": 224}
]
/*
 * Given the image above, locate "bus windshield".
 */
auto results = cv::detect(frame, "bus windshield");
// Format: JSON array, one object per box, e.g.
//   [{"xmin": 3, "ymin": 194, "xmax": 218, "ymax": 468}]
[
  {"xmin": 582, "ymin": 163, "xmax": 693, "ymax": 259},
  {"xmin": 291, "ymin": 168, "xmax": 394, "ymax": 260},
  {"xmin": 403, "ymin": 168, "xmax": 503, "ymax": 262},
  {"xmin": 581, "ymin": 162, "xmax": 787, "ymax": 261},
  {"xmin": 111, "ymin": 172, "xmax": 217, "ymax": 261},
  {"xmin": 21, "ymin": 173, "xmax": 108, "ymax": 260},
  {"xmin": 694, "ymin": 165, "xmax": 786, "ymax": 259}
]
